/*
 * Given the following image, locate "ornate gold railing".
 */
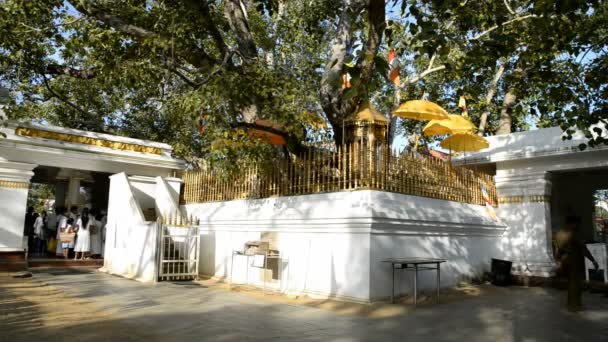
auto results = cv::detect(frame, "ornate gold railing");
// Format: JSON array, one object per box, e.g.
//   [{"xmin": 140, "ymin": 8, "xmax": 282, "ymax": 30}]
[{"xmin": 181, "ymin": 142, "xmax": 497, "ymax": 206}]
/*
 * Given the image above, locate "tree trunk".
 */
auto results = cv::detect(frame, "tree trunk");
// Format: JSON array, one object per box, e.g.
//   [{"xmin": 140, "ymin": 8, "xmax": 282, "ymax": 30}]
[
  {"xmin": 319, "ymin": 0, "xmax": 385, "ymax": 147},
  {"xmin": 496, "ymin": 87, "xmax": 516, "ymax": 135}
]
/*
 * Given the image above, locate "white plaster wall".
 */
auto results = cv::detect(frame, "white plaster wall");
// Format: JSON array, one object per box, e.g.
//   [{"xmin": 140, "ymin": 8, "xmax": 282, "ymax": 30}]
[
  {"xmin": 183, "ymin": 190, "xmax": 505, "ymax": 302},
  {"xmin": 368, "ymin": 191, "xmax": 504, "ymax": 301},
  {"xmin": 154, "ymin": 177, "xmax": 182, "ymax": 219},
  {"xmin": 103, "ymin": 173, "xmax": 157, "ymax": 282},
  {"xmin": 0, "ymin": 160, "xmax": 36, "ymax": 252},
  {"xmin": 0, "ymin": 187, "xmax": 29, "ymax": 252},
  {"xmin": 497, "ymin": 202, "xmax": 554, "ymax": 275},
  {"xmin": 103, "ymin": 220, "xmax": 158, "ymax": 282},
  {"xmin": 128, "ymin": 176, "xmax": 157, "ymax": 215},
  {"xmin": 184, "ymin": 191, "xmax": 373, "ymax": 302},
  {"xmin": 370, "ymin": 235, "xmax": 500, "ymax": 301}
]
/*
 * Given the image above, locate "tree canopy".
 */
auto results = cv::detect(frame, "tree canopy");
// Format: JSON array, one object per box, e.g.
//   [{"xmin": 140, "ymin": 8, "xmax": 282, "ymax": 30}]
[{"xmin": 1, "ymin": 0, "xmax": 606, "ymax": 164}]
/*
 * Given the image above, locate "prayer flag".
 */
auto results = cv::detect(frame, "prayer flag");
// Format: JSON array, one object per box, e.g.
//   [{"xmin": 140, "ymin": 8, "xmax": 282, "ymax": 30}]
[
  {"xmin": 459, "ymin": 95, "xmax": 469, "ymax": 118},
  {"xmin": 388, "ymin": 48, "xmax": 401, "ymax": 87},
  {"xmin": 481, "ymin": 184, "xmax": 498, "ymax": 222},
  {"xmin": 197, "ymin": 112, "xmax": 206, "ymax": 135},
  {"xmin": 341, "ymin": 72, "xmax": 352, "ymax": 90}
]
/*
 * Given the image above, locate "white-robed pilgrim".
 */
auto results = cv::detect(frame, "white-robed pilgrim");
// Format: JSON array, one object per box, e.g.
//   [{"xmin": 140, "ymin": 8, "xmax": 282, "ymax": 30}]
[{"xmin": 74, "ymin": 215, "xmax": 92, "ymax": 252}]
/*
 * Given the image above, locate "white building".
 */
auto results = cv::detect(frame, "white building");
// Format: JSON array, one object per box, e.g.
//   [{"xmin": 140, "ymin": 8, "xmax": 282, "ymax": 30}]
[
  {"xmin": 455, "ymin": 126, "xmax": 608, "ymax": 276},
  {"xmin": 3, "ymin": 120, "xmax": 605, "ymax": 302},
  {"xmin": 0, "ymin": 120, "xmax": 184, "ymax": 272}
]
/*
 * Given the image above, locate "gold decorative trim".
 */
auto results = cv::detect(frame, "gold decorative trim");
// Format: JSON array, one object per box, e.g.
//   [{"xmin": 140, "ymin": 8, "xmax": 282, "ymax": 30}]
[
  {"xmin": 529, "ymin": 195, "xmax": 551, "ymax": 203},
  {"xmin": 0, "ymin": 180, "xmax": 29, "ymax": 189},
  {"xmin": 498, "ymin": 196, "xmax": 524, "ymax": 204},
  {"xmin": 15, "ymin": 127, "xmax": 162, "ymax": 155},
  {"xmin": 498, "ymin": 195, "xmax": 551, "ymax": 204}
]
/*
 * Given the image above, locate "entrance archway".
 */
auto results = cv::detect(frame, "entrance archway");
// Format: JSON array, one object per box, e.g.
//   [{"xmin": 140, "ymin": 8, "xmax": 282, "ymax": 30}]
[{"xmin": 1, "ymin": 121, "xmax": 185, "ymax": 271}]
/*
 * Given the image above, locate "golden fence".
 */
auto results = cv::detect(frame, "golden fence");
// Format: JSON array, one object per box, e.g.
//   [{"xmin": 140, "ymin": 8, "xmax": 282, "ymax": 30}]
[{"xmin": 181, "ymin": 142, "xmax": 497, "ymax": 206}]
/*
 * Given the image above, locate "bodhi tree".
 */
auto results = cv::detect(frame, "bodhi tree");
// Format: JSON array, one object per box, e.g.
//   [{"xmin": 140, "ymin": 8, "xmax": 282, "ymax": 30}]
[{"xmin": 1, "ymin": 0, "xmax": 607, "ymax": 163}]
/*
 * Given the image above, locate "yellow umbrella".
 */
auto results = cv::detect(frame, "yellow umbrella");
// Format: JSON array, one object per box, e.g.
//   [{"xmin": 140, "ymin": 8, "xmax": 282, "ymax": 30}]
[
  {"xmin": 423, "ymin": 114, "xmax": 477, "ymax": 137},
  {"xmin": 392, "ymin": 100, "xmax": 450, "ymax": 121},
  {"xmin": 440, "ymin": 132, "xmax": 489, "ymax": 152}
]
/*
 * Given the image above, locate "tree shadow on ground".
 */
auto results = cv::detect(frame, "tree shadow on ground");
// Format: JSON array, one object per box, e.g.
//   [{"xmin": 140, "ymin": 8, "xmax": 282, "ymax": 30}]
[{"xmin": 3, "ymin": 271, "xmax": 608, "ymax": 342}]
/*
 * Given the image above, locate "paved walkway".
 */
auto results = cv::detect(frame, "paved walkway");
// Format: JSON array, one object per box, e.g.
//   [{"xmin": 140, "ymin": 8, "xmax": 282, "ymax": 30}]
[{"xmin": 2, "ymin": 269, "xmax": 608, "ymax": 341}]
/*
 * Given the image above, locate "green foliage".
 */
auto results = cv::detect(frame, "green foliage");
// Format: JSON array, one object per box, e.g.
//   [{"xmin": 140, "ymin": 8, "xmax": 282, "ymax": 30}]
[
  {"xmin": 0, "ymin": 0, "xmax": 606, "ymax": 165},
  {"xmin": 27, "ymin": 183, "xmax": 55, "ymax": 213}
]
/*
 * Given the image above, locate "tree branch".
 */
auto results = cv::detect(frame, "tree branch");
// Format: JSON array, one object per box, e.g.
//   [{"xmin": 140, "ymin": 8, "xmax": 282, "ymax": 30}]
[
  {"xmin": 224, "ymin": 0, "xmax": 258, "ymax": 61},
  {"xmin": 478, "ymin": 61, "xmax": 506, "ymax": 135},
  {"xmin": 45, "ymin": 64, "xmax": 97, "ymax": 79},
  {"xmin": 68, "ymin": 0, "xmax": 218, "ymax": 69},
  {"xmin": 404, "ymin": 65, "xmax": 446, "ymax": 85},
  {"xmin": 166, "ymin": 51, "xmax": 235, "ymax": 89},
  {"xmin": 503, "ymin": 0, "xmax": 516, "ymax": 15},
  {"xmin": 198, "ymin": 1, "xmax": 228, "ymax": 57},
  {"xmin": 42, "ymin": 75, "xmax": 91, "ymax": 117},
  {"xmin": 68, "ymin": 1, "xmax": 154, "ymax": 38},
  {"xmin": 472, "ymin": 14, "xmax": 538, "ymax": 41}
]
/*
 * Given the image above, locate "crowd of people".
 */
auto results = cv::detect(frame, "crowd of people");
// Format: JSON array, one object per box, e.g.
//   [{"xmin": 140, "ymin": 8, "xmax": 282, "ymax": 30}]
[{"xmin": 24, "ymin": 205, "xmax": 107, "ymax": 260}]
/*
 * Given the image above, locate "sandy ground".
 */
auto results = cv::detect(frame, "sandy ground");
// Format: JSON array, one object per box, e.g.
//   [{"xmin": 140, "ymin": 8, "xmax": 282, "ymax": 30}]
[
  {"xmin": 196, "ymin": 276, "xmax": 492, "ymax": 318},
  {"xmin": 2, "ymin": 269, "xmax": 607, "ymax": 341},
  {"xmin": 0, "ymin": 270, "xmax": 150, "ymax": 341}
]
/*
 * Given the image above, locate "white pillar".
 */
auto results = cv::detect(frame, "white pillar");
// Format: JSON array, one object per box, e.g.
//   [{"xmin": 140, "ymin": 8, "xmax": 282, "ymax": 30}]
[
  {"xmin": 496, "ymin": 171, "xmax": 555, "ymax": 276},
  {"xmin": 0, "ymin": 160, "xmax": 36, "ymax": 269},
  {"xmin": 56, "ymin": 169, "xmax": 93, "ymax": 208},
  {"xmin": 66, "ymin": 177, "xmax": 82, "ymax": 207}
]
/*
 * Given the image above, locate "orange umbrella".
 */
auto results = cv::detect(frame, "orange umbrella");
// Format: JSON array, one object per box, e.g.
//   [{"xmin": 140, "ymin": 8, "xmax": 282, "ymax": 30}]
[{"xmin": 247, "ymin": 119, "xmax": 287, "ymax": 146}]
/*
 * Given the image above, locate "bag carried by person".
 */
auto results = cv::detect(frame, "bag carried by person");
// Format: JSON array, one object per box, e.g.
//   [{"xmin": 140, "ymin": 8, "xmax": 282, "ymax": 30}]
[
  {"xmin": 47, "ymin": 237, "xmax": 57, "ymax": 253},
  {"xmin": 59, "ymin": 232, "xmax": 75, "ymax": 243}
]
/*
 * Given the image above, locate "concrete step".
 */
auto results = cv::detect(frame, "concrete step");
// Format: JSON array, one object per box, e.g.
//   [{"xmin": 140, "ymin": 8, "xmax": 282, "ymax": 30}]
[
  {"xmin": 0, "ymin": 251, "xmax": 27, "ymax": 272},
  {"xmin": 28, "ymin": 258, "xmax": 104, "ymax": 268}
]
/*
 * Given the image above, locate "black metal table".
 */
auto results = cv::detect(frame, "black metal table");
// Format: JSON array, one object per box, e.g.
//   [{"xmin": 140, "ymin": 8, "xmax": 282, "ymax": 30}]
[{"xmin": 382, "ymin": 258, "xmax": 447, "ymax": 305}]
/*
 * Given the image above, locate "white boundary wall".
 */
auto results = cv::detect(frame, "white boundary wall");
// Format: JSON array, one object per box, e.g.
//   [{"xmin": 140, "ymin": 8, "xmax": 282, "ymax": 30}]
[
  {"xmin": 0, "ymin": 161, "xmax": 35, "ymax": 253},
  {"xmin": 102, "ymin": 173, "xmax": 182, "ymax": 282},
  {"xmin": 183, "ymin": 190, "xmax": 505, "ymax": 302}
]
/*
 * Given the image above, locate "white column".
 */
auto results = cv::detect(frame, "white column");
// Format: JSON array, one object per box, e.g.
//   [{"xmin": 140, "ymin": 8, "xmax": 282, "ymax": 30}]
[
  {"xmin": 0, "ymin": 160, "xmax": 36, "ymax": 253},
  {"xmin": 56, "ymin": 169, "xmax": 93, "ymax": 207},
  {"xmin": 496, "ymin": 171, "xmax": 555, "ymax": 276},
  {"xmin": 65, "ymin": 177, "xmax": 82, "ymax": 207}
]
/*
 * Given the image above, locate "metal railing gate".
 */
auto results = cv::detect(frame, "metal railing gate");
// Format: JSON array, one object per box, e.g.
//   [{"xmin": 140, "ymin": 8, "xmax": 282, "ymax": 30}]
[{"xmin": 156, "ymin": 222, "xmax": 200, "ymax": 281}]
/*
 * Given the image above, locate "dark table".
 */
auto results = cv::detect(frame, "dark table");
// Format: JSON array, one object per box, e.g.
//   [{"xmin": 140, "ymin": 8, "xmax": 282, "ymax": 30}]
[{"xmin": 381, "ymin": 258, "xmax": 447, "ymax": 305}]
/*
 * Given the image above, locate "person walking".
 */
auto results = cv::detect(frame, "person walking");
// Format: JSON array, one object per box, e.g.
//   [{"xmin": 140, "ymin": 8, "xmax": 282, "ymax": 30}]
[
  {"xmin": 74, "ymin": 208, "xmax": 91, "ymax": 260},
  {"xmin": 100, "ymin": 209, "xmax": 107, "ymax": 258},
  {"xmin": 33, "ymin": 210, "xmax": 47, "ymax": 256},
  {"xmin": 89, "ymin": 208, "xmax": 102, "ymax": 258},
  {"xmin": 555, "ymin": 216, "xmax": 600, "ymax": 312},
  {"xmin": 23, "ymin": 206, "xmax": 36, "ymax": 253}
]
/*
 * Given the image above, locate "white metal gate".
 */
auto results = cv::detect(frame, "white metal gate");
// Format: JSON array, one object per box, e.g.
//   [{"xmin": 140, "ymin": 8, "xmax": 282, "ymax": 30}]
[{"xmin": 156, "ymin": 223, "xmax": 200, "ymax": 281}]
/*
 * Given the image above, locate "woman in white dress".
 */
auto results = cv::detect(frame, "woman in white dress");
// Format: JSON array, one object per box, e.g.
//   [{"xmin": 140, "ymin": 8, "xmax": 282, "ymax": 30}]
[
  {"xmin": 89, "ymin": 208, "xmax": 102, "ymax": 257},
  {"xmin": 74, "ymin": 208, "xmax": 91, "ymax": 260}
]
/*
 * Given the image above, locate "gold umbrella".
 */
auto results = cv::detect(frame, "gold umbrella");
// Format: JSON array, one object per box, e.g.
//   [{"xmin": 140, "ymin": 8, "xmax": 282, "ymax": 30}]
[
  {"xmin": 440, "ymin": 132, "xmax": 489, "ymax": 152},
  {"xmin": 423, "ymin": 114, "xmax": 477, "ymax": 137},
  {"xmin": 392, "ymin": 100, "xmax": 450, "ymax": 121}
]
